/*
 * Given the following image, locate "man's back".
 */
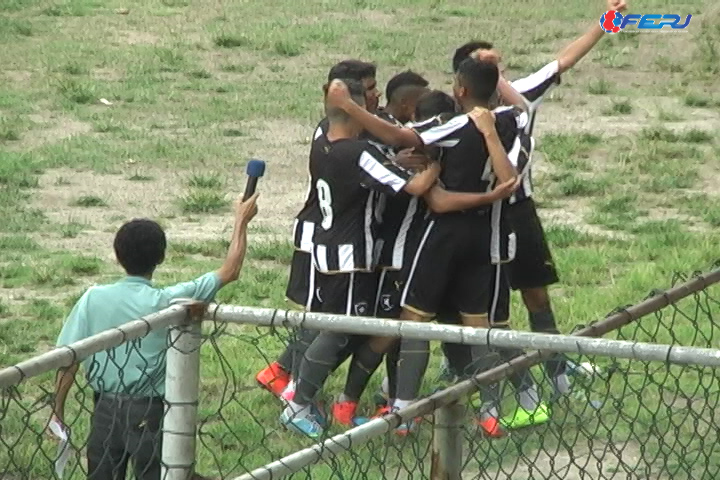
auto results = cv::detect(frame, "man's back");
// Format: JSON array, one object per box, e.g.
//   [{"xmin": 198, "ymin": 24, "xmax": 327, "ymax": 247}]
[{"xmin": 57, "ymin": 272, "xmax": 220, "ymax": 396}]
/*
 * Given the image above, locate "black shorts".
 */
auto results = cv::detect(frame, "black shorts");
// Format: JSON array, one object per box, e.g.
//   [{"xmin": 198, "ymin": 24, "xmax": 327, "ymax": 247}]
[
  {"xmin": 316, "ymin": 270, "xmax": 378, "ymax": 316},
  {"xmin": 506, "ymin": 198, "xmax": 559, "ymax": 290},
  {"xmin": 376, "ymin": 268, "xmax": 405, "ymax": 319},
  {"xmin": 285, "ymin": 250, "xmax": 320, "ymax": 310},
  {"xmin": 435, "ymin": 263, "xmax": 510, "ymax": 326},
  {"xmin": 401, "ymin": 213, "xmax": 493, "ymax": 317}
]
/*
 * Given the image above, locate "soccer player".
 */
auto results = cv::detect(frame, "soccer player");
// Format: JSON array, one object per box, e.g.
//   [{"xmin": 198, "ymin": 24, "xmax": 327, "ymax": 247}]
[
  {"xmin": 256, "ymin": 60, "xmax": 379, "ymax": 398},
  {"xmin": 52, "ymin": 194, "xmax": 258, "ymax": 480},
  {"xmin": 397, "ymin": 58, "xmax": 519, "ymax": 438},
  {"xmin": 447, "ymin": 0, "xmax": 629, "ymax": 411},
  {"xmin": 280, "ymin": 79, "xmax": 442, "ymax": 438}
]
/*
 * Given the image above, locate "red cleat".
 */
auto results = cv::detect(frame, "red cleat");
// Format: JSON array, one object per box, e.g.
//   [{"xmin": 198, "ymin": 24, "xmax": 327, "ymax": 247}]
[
  {"xmin": 374, "ymin": 405, "xmax": 392, "ymax": 418},
  {"xmin": 255, "ymin": 362, "xmax": 290, "ymax": 397},
  {"xmin": 332, "ymin": 400, "xmax": 359, "ymax": 426},
  {"xmin": 476, "ymin": 416, "xmax": 505, "ymax": 438}
]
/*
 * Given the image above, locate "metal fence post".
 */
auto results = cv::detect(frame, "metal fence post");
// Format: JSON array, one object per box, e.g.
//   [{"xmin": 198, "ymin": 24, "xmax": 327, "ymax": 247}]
[
  {"xmin": 162, "ymin": 300, "xmax": 204, "ymax": 480},
  {"xmin": 431, "ymin": 401, "xmax": 464, "ymax": 480}
]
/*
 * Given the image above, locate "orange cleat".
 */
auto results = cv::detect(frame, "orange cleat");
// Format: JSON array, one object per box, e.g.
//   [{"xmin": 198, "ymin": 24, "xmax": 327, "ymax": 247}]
[
  {"xmin": 331, "ymin": 400, "xmax": 359, "ymax": 426},
  {"xmin": 255, "ymin": 362, "xmax": 290, "ymax": 397},
  {"xmin": 476, "ymin": 416, "xmax": 505, "ymax": 438}
]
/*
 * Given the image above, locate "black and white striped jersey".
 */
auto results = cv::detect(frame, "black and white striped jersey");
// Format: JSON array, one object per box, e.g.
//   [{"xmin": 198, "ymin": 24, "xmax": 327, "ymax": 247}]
[
  {"xmin": 292, "ymin": 118, "xmax": 329, "ymax": 253},
  {"xmin": 311, "ymin": 136, "xmax": 411, "ymax": 274},
  {"xmin": 508, "ymin": 60, "xmax": 561, "ymax": 204}
]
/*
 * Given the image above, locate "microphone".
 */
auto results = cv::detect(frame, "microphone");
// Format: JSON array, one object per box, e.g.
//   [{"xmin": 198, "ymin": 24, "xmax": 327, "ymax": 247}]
[{"xmin": 243, "ymin": 159, "xmax": 266, "ymax": 201}]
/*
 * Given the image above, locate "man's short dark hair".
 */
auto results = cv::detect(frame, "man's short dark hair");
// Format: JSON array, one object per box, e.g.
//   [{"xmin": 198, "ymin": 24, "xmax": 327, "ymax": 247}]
[
  {"xmin": 414, "ymin": 90, "xmax": 457, "ymax": 121},
  {"xmin": 456, "ymin": 58, "xmax": 499, "ymax": 103},
  {"xmin": 327, "ymin": 60, "xmax": 377, "ymax": 82},
  {"xmin": 385, "ymin": 70, "xmax": 429, "ymax": 104},
  {"xmin": 114, "ymin": 219, "xmax": 166, "ymax": 276},
  {"xmin": 452, "ymin": 40, "xmax": 494, "ymax": 72},
  {"xmin": 325, "ymin": 78, "xmax": 366, "ymax": 123}
]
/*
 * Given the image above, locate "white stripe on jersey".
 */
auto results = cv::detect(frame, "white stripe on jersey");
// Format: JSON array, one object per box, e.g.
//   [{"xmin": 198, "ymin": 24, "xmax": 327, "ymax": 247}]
[
  {"xmin": 400, "ymin": 220, "xmax": 435, "ymax": 306},
  {"xmin": 299, "ymin": 220, "xmax": 314, "ymax": 252},
  {"xmin": 364, "ymin": 194, "xmax": 374, "ymax": 271},
  {"xmin": 510, "ymin": 60, "xmax": 560, "ymax": 99},
  {"xmin": 391, "ymin": 197, "xmax": 418, "ymax": 269},
  {"xmin": 359, "ymin": 151, "xmax": 407, "ymax": 193},
  {"xmin": 419, "ymin": 114, "xmax": 469, "ymax": 145},
  {"xmin": 313, "ymin": 126, "xmax": 323, "ymax": 140},
  {"xmin": 338, "ymin": 244, "xmax": 355, "ymax": 271},
  {"xmin": 316, "ymin": 245, "xmax": 329, "ymax": 272},
  {"xmin": 305, "ymin": 263, "xmax": 316, "ymax": 310},
  {"xmin": 346, "ymin": 272, "xmax": 355, "ymax": 316}
]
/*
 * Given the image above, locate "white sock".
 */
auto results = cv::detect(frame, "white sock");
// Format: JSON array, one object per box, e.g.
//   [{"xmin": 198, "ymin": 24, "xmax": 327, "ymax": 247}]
[
  {"xmin": 381, "ymin": 376, "xmax": 390, "ymax": 395},
  {"xmin": 393, "ymin": 399, "xmax": 414, "ymax": 411},
  {"xmin": 553, "ymin": 373, "xmax": 571, "ymax": 395},
  {"xmin": 283, "ymin": 379, "xmax": 296, "ymax": 395},
  {"xmin": 388, "ymin": 398, "xmax": 396, "ymax": 409},
  {"xmin": 284, "ymin": 401, "xmax": 311, "ymax": 419},
  {"xmin": 518, "ymin": 386, "xmax": 540, "ymax": 411},
  {"xmin": 480, "ymin": 404, "xmax": 499, "ymax": 421}
]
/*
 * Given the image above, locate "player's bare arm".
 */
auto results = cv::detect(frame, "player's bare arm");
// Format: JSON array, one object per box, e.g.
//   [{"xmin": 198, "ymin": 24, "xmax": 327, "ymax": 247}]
[
  {"xmin": 424, "ymin": 177, "xmax": 519, "ymax": 213},
  {"xmin": 468, "ymin": 108, "xmax": 517, "ymax": 183},
  {"xmin": 556, "ymin": 0, "xmax": 628, "ymax": 73},
  {"xmin": 51, "ymin": 362, "xmax": 79, "ymax": 430},
  {"xmin": 326, "ymin": 80, "xmax": 422, "ymax": 148},
  {"xmin": 402, "ymin": 161, "xmax": 441, "ymax": 196}
]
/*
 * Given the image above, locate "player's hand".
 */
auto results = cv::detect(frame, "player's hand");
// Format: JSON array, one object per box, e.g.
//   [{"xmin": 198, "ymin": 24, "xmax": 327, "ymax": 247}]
[
  {"xmin": 608, "ymin": 0, "xmax": 627, "ymax": 12},
  {"xmin": 491, "ymin": 177, "xmax": 521, "ymax": 200},
  {"xmin": 46, "ymin": 414, "xmax": 66, "ymax": 441},
  {"xmin": 393, "ymin": 148, "xmax": 431, "ymax": 170},
  {"xmin": 468, "ymin": 107, "xmax": 497, "ymax": 136},
  {"xmin": 236, "ymin": 192, "xmax": 259, "ymax": 224},
  {"xmin": 325, "ymin": 79, "xmax": 351, "ymax": 108},
  {"xmin": 472, "ymin": 48, "xmax": 501, "ymax": 65}
]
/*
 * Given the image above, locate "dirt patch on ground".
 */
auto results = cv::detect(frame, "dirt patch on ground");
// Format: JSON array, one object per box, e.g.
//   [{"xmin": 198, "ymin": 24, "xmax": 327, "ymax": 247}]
[
  {"xmin": 114, "ymin": 29, "xmax": 160, "ymax": 46},
  {"xmin": 15, "ymin": 111, "xmax": 92, "ymax": 150},
  {"xmin": 539, "ymin": 199, "xmax": 631, "ymax": 240}
]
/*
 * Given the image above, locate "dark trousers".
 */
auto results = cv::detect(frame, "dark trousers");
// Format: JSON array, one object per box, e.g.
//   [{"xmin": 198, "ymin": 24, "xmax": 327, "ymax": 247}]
[{"xmin": 87, "ymin": 393, "xmax": 164, "ymax": 480}]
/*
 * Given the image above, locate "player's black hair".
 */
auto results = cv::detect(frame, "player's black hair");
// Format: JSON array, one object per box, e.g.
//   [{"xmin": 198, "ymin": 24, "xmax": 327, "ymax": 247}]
[
  {"xmin": 327, "ymin": 60, "xmax": 377, "ymax": 82},
  {"xmin": 456, "ymin": 58, "xmax": 499, "ymax": 103},
  {"xmin": 325, "ymin": 78, "xmax": 366, "ymax": 123},
  {"xmin": 414, "ymin": 90, "xmax": 458, "ymax": 121},
  {"xmin": 114, "ymin": 219, "xmax": 166, "ymax": 276},
  {"xmin": 452, "ymin": 40, "xmax": 494, "ymax": 72},
  {"xmin": 385, "ymin": 70, "xmax": 429, "ymax": 104}
]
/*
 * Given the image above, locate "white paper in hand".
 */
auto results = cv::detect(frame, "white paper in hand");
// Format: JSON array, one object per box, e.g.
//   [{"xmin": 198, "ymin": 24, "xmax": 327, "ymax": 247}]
[{"xmin": 49, "ymin": 419, "xmax": 71, "ymax": 479}]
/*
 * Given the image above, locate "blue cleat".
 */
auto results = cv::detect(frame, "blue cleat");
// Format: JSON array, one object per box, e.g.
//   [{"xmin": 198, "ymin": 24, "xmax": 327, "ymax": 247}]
[{"xmin": 280, "ymin": 409, "xmax": 325, "ymax": 439}]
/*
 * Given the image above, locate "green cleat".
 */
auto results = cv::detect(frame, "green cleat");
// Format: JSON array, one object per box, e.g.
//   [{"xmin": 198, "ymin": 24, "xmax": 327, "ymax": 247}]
[{"xmin": 500, "ymin": 403, "xmax": 551, "ymax": 429}]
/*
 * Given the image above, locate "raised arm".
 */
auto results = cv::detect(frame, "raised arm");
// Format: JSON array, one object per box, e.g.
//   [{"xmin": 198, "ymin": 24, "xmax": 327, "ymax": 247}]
[
  {"xmin": 557, "ymin": 0, "xmax": 628, "ymax": 73},
  {"xmin": 217, "ymin": 193, "xmax": 259, "ymax": 286},
  {"xmin": 326, "ymin": 80, "xmax": 422, "ymax": 148}
]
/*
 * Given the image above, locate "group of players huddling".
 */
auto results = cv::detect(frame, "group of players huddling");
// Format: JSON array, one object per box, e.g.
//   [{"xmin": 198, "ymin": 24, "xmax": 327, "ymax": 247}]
[{"xmin": 255, "ymin": 0, "xmax": 629, "ymax": 439}]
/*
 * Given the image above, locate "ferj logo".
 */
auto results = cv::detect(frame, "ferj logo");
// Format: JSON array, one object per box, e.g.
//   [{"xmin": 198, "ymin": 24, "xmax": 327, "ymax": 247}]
[{"xmin": 600, "ymin": 11, "xmax": 692, "ymax": 33}]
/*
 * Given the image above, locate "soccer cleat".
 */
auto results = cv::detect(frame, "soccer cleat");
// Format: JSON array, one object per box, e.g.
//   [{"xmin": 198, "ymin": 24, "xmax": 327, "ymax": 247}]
[
  {"xmin": 391, "ymin": 407, "xmax": 422, "ymax": 436},
  {"xmin": 280, "ymin": 409, "xmax": 324, "ymax": 439},
  {"xmin": 280, "ymin": 381, "xmax": 296, "ymax": 403},
  {"xmin": 331, "ymin": 400, "xmax": 359, "ymax": 427},
  {"xmin": 476, "ymin": 416, "xmax": 504, "ymax": 438},
  {"xmin": 256, "ymin": 362, "xmax": 290, "ymax": 397},
  {"xmin": 374, "ymin": 405, "xmax": 392, "ymax": 417},
  {"xmin": 500, "ymin": 403, "xmax": 551, "ymax": 430}
]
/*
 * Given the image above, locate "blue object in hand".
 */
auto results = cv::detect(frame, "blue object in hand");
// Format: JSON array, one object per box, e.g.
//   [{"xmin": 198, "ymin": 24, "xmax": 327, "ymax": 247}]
[{"xmin": 243, "ymin": 159, "xmax": 266, "ymax": 201}]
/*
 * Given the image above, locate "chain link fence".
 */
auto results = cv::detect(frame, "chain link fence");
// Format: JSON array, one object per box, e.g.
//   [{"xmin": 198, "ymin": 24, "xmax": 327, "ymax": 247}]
[{"xmin": 1, "ymin": 266, "xmax": 719, "ymax": 480}]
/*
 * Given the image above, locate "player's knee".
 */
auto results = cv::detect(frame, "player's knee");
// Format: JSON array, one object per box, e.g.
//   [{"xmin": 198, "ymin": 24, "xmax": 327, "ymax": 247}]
[
  {"xmin": 460, "ymin": 312, "xmax": 489, "ymax": 328},
  {"xmin": 400, "ymin": 306, "xmax": 433, "ymax": 322}
]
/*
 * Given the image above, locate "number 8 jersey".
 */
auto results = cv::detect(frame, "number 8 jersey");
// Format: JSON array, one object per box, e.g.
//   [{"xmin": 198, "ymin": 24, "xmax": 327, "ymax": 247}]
[{"xmin": 311, "ymin": 135, "xmax": 412, "ymax": 274}]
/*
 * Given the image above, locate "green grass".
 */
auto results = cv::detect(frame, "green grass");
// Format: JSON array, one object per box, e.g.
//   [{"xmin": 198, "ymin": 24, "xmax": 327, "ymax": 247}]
[{"xmin": 0, "ymin": 0, "xmax": 719, "ymax": 478}]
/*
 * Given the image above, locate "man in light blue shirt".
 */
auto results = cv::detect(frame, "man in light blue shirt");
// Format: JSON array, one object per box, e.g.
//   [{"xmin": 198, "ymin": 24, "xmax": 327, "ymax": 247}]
[{"xmin": 53, "ymin": 193, "xmax": 258, "ymax": 480}]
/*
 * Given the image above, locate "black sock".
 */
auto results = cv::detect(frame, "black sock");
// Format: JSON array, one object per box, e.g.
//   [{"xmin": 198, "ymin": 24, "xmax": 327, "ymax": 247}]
[
  {"xmin": 395, "ymin": 339, "xmax": 430, "ymax": 401},
  {"xmin": 343, "ymin": 342, "xmax": 385, "ymax": 401},
  {"xmin": 295, "ymin": 332, "xmax": 352, "ymax": 405},
  {"xmin": 277, "ymin": 328, "xmax": 319, "ymax": 376},
  {"xmin": 529, "ymin": 310, "xmax": 567, "ymax": 376},
  {"xmin": 385, "ymin": 342, "xmax": 400, "ymax": 401},
  {"xmin": 442, "ymin": 342, "xmax": 471, "ymax": 378}
]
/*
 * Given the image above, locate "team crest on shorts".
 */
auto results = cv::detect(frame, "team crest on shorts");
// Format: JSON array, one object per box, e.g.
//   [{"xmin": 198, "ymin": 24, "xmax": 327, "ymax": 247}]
[
  {"xmin": 354, "ymin": 301, "xmax": 369, "ymax": 316},
  {"xmin": 380, "ymin": 294, "xmax": 393, "ymax": 312}
]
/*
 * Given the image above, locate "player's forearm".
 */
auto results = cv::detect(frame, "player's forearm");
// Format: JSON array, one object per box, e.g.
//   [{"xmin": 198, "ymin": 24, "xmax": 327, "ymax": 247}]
[
  {"xmin": 485, "ymin": 131, "xmax": 517, "ymax": 183},
  {"xmin": 404, "ymin": 162, "xmax": 440, "ymax": 196},
  {"xmin": 497, "ymin": 77, "xmax": 528, "ymax": 111},
  {"xmin": 424, "ymin": 186, "xmax": 496, "ymax": 213},
  {"xmin": 557, "ymin": 23, "xmax": 605, "ymax": 73},
  {"xmin": 340, "ymin": 100, "xmax": 421, "ymax": 148},
  {"xmin": 53, "ymin": 363, "xmax": 78, "ymax": 423},
  {"xmin": 217, "ymin": 217, "xmax": 250, "ymax": 286}
]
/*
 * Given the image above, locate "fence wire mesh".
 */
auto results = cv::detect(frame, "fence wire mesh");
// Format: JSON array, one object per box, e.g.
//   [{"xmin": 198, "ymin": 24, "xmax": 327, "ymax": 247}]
[{"xmin": 1, "ymin": 267, "xmax": 719, "ymax": 480}]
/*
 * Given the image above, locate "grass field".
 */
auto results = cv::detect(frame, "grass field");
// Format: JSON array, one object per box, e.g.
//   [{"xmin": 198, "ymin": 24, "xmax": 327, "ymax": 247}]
[{"xmin": 1, "ymin": 0, "xmax": 720, "ymax": 478}]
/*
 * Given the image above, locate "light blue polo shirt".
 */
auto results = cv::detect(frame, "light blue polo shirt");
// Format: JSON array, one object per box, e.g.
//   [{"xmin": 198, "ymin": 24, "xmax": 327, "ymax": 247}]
[{"xmin": 56, "ymin": 272, "xmax": 221, "ymax": 397}]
